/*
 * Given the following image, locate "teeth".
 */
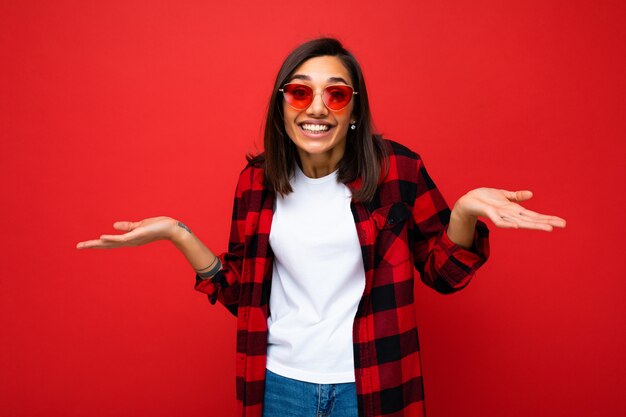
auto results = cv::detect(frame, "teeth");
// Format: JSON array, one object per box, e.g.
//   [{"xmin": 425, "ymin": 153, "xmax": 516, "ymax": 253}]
[{"xmin": 301, "ymin": 124, "xmax": 330, "ymax": 132}]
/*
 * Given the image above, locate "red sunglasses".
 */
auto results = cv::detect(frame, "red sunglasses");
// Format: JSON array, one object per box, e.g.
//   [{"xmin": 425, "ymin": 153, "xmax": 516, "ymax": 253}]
[{"xmin": 279, "ymin": 83, "xmax": 358, "ymax": 111}]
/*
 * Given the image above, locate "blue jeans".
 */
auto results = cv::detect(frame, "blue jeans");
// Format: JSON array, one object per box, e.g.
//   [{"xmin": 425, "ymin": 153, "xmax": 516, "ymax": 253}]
[{"xmin": 262, "ymin": 369, "xmax": 358, "ymax": 417}]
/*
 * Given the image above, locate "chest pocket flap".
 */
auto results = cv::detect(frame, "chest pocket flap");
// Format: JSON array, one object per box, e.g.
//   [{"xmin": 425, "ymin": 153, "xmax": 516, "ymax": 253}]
[
  {"xmin": 370, "ymin": 202, "xmax": 413, "ymax": 268},
  {"xmin": 372, "ymin": 202, "xmax": 412, "ymax": 230}
]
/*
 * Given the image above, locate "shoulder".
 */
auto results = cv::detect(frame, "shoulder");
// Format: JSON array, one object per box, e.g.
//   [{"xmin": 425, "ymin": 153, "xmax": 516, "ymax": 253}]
[
  {"xmin": 244, "ymin": 153, "xmax": 266, "ymax": 171},
  {"xmin": 370, "ymin": 138, "xmax": 428, "ymax": 206},
  {"xmin": 380, "ymin": 138, "xmax": 425, "ymax": 181},
  {"xmin": 234, "ymin": 153, "xmax": 267, "ymax": 195},
  {"xmin": 382, "ymin": 138, "xmax": 421, "ymax": 161}
]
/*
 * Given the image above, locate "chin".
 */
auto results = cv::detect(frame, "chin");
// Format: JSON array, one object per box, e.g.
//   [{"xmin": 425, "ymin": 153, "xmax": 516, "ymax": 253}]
[
  {"xmin": 290, "ymin": 130, "xmax": 346, "ymax": 156},
  {"xmin": 297, "ymin": 139, "xmax": 335, "ymax": 154}
]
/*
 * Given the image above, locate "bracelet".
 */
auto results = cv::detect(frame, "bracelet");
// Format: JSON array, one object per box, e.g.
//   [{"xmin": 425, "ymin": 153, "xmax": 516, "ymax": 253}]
[
  {"xmin": 197, "ymin": 258, "xmax": 222, "ymax": 279},
  {"xmin": 195, "ymin": 256, "xmax": 218, "ymax": 272}
]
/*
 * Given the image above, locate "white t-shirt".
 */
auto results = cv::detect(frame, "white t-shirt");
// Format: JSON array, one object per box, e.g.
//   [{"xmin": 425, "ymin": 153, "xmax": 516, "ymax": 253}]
[{"xmin": 266, "ymin": 164, "xmax": 366, "ymax": 384}]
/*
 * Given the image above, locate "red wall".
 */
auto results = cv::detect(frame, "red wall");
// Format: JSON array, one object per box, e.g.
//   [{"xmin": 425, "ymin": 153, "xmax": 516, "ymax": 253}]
[{"xmin": 1, "ymin": 1, "xmax": 624, "ymax": 416}]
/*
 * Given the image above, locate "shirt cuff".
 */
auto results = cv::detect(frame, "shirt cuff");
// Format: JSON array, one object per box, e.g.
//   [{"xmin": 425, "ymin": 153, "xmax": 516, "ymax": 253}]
[
  {"xmin": 438, "ymin": 219, "xmax": 490, "ymax": 269},
  {"xmin": 194, "ymin": 254, "xmax": 228, "ymax": 305}
]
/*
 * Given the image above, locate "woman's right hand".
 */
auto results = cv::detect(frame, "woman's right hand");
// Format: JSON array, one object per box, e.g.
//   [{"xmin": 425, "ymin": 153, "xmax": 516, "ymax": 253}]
[{"xmin": 76, "ymin": 216, "xmax": 179, "ymax": 249}]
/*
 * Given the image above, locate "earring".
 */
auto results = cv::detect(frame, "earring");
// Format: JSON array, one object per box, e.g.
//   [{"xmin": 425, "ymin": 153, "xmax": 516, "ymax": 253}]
[{"xmin": 350, "ymin": 122, "xmax": 356, "ymax": 130}]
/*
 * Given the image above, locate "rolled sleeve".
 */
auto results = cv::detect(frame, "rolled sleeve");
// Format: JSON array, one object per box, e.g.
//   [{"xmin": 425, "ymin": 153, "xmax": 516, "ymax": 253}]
[{"xmin": 428, "ymin": 220, "xmax": 490, "ymax": 292}]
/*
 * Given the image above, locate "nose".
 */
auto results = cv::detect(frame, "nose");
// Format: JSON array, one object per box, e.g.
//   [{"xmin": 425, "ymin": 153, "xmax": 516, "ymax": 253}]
[{"xmin": 306, "ymin": 90, "xmax": 329, "ymax": 116}]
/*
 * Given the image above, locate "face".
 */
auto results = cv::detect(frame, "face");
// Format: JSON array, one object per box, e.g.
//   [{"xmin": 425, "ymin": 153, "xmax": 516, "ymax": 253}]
[{"xmin": 282, "ymin": 55, "xmax": 356, "ymax": 167}]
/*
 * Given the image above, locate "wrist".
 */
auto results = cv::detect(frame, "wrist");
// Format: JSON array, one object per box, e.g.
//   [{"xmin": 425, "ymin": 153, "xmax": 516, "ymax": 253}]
[
  {"xmin": 452, "ymin": 196, "xmax": 477, "ymax": 222},
  {"xmin": 448, "ymin": 201, "xmax": 478, "ymax": 250},
  {"xmin": 169, "ymin": 220, "xmax": 193, "ymax": 246}
]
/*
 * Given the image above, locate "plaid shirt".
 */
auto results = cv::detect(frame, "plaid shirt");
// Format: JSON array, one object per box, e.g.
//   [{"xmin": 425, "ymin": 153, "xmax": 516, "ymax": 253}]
[{"xmin": 195, "ymin": 139, "xmax": 490, "ymax": 417}]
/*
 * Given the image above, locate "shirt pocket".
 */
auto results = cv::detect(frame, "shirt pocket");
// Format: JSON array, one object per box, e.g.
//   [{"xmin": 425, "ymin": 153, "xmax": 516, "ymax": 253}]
[{"xmin": 371, "ymin": 202, "xmax": 412, "ymax": 267}]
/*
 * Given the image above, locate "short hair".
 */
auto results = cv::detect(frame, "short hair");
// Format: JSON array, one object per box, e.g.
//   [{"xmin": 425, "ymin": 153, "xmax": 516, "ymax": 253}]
[{"xmin": 252, "ymin": 37, "xmax": 387, "ymax": 202}]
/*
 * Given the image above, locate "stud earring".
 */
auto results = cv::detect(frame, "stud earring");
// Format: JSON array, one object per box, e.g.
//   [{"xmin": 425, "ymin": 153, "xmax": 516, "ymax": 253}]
[{"xmin": 350, "ymin": 122, "xmax": 356, "ymax": 130}]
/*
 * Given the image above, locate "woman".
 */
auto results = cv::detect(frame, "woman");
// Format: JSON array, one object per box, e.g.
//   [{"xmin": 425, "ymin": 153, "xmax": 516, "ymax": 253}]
[{"xmin": 77, "ymin": 38, "xmax": 566, "ymax": 417}]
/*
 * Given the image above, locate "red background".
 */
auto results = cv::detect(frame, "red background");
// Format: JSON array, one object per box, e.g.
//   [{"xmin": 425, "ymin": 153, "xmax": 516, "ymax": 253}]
[{"xmin": 1, "ymin": 1, "xmax": 624, "ymax": 416}]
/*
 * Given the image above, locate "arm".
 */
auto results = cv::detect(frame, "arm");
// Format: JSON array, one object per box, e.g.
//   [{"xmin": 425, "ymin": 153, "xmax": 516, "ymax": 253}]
[
  {"xmin": 172, "ymin": 221, "xmax": 219, "ymax": 273},
  {"xmin": 179, "ymin": 219, "xmax": 241, "ymax": 316},
  {"xmin": 75, "ymin": 167, "xmax": 254, "ymax": 316},
  {"xmin": 411, "ymin": 158, "xmax": 490, "ymax": 294},
  {"xmin": 76, "ymin": 216, "xmax": 222, "ymax": 280},
  {"xmin": 191, "ymin": 164, "xmax": 262, "ymax": 315},
  {"xmin": 76, "ymin": 214, "xmax": 242, "ymax": 315},
  {"xmin": 413, "ymin": 163, "xmax": 566, "ymax": 293}
]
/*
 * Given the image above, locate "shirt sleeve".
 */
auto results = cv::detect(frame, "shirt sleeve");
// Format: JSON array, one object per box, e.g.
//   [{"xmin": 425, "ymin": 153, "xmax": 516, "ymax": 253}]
[
  {"xmin": 194, "ymin": 166, "xmax": 254, "ymax": 316},
  {"xmin": 411, "ymin": 156, "xmax": 490, "ymax": 294}
]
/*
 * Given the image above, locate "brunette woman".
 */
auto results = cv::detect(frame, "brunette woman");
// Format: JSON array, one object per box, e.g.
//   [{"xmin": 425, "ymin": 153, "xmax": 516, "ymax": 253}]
[{"xmin": 77, "ymin": 38, "xmax": 565, "ymax": 417}]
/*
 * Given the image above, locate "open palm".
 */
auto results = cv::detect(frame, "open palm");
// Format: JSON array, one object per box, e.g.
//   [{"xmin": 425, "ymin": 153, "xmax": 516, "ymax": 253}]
[
  {"xmin": 76, "ymin": 216, "xmax": 178, "ymax": 249},
  {"xmin": 458, "ymin": 188, "xmax": 566, "ymax": 231}
]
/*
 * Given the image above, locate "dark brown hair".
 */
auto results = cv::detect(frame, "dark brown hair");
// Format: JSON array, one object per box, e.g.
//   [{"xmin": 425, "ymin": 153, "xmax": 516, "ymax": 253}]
[{"xmin": 251, "ymin": 37, "xmax": 387, "ymax": 202}]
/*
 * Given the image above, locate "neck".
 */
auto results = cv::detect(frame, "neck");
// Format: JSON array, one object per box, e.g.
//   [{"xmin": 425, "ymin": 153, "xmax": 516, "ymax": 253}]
[{"xmin": 296, "ymin": 144, "xmax": 345, "ymax": 178}]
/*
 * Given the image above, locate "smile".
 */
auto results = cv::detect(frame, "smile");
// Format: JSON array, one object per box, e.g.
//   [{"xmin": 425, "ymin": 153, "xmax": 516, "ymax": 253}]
[{"xmin": 300, "ymin": 123, "xmax": 331, "ymax": 132}]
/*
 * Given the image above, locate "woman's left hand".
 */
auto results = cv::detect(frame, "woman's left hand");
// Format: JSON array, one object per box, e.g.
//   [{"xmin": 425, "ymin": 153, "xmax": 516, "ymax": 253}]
[{"xmin": 454, "ymin": 188, "xmax": 566, "ymax": 231}]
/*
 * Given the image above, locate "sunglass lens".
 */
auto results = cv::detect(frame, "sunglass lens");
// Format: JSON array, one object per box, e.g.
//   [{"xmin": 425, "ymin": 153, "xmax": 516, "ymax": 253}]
[
  {"xmin": 324, "ymin": 85, "xmax": 353, "ymax": 110},
  {"xmin": 283, "ymin": 84, "xmax": 313, "ymax": 109}
]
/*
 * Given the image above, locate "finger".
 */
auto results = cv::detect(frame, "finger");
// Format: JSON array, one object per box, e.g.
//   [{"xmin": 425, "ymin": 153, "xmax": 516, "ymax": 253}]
[
  {"xmin": 549, "ymin": 217, "xmax": 566, "ymax": 228},
  {"xmin": 76, "ymin": 240, "xmax": 90, "ymax": 249},
  {"xmin": 113, "ymin": 221, "xmax": 137, "ymax": 231},
  {"xmin": 522, "ymin": 214, "xmax": 567, "ymax": 228},
  {"xmin": 99, "ymin": 233, "xmax": 133, "ymax": 243},
  {"xmin": 77, "ymin": 239, "xmax": 103, "ymax": 249},
  {"xmin": 502, "ymin": 190, "xmax": 533, "ymax": 202},
  {"xmin": 100, "ymin": 228, "xmax": 145, "ymax": 244},
  {"xmin": 515, "ymin": 210, "xmax": 567, "ymax": 227},
  {"xmin": 527, "ymin": 213, "xmax": 566, "ymax": 227},
  {"xmin": 517, "ymin": 208, "xmax": 555, "ymax": 219},
  {"xmin": 76, "ymin": 239, "xmax": 125, "ymax": 249},
  {"xmin": 518, "ymin": 218, "xmax": 554, "ymax": 231},
  {"xmin": 502, "ymin": 214, "xmax": 557, "ymax": 231},
  {"xmin": 518, "ymin": 208, "xmax": 565, "ymax": 220}
]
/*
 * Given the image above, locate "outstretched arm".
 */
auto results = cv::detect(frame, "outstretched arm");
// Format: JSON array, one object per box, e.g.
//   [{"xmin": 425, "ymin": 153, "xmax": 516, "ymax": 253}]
[
  {"xmin": 447, "ymin": 188, "xmax": 566, "ymax": 249},
  {"xmin": 76, "ymin": 216, "xmax": 222, "ymax": 277}
]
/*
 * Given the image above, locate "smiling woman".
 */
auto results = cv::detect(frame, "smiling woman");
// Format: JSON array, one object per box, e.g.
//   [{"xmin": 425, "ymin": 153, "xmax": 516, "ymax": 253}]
[
  {"xmin": 76, "ymin": 38, "xmax": 566, "ymax": 417},
  {"xmin": 280, "ymin": 56, "xmax": 359, "ymax": 178},
  {"xmin": 260, "ymin": 40, "xmax": 386, "ymax": 203}
]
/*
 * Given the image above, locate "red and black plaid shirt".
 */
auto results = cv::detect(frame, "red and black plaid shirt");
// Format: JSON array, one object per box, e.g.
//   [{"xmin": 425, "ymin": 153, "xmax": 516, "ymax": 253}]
[{"xmin": 195, "ymin": 139, "xmax": 490, "ymax": 417}]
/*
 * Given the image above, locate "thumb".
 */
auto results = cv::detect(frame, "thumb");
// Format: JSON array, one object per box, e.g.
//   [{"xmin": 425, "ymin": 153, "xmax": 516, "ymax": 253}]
[
  {"xmin": 504, "ymin": 190, "xmax": 533, "ymax": 202},
  {"xmin": 113, "ymin": 221, "xmax": 137, "ymax": 231}
]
